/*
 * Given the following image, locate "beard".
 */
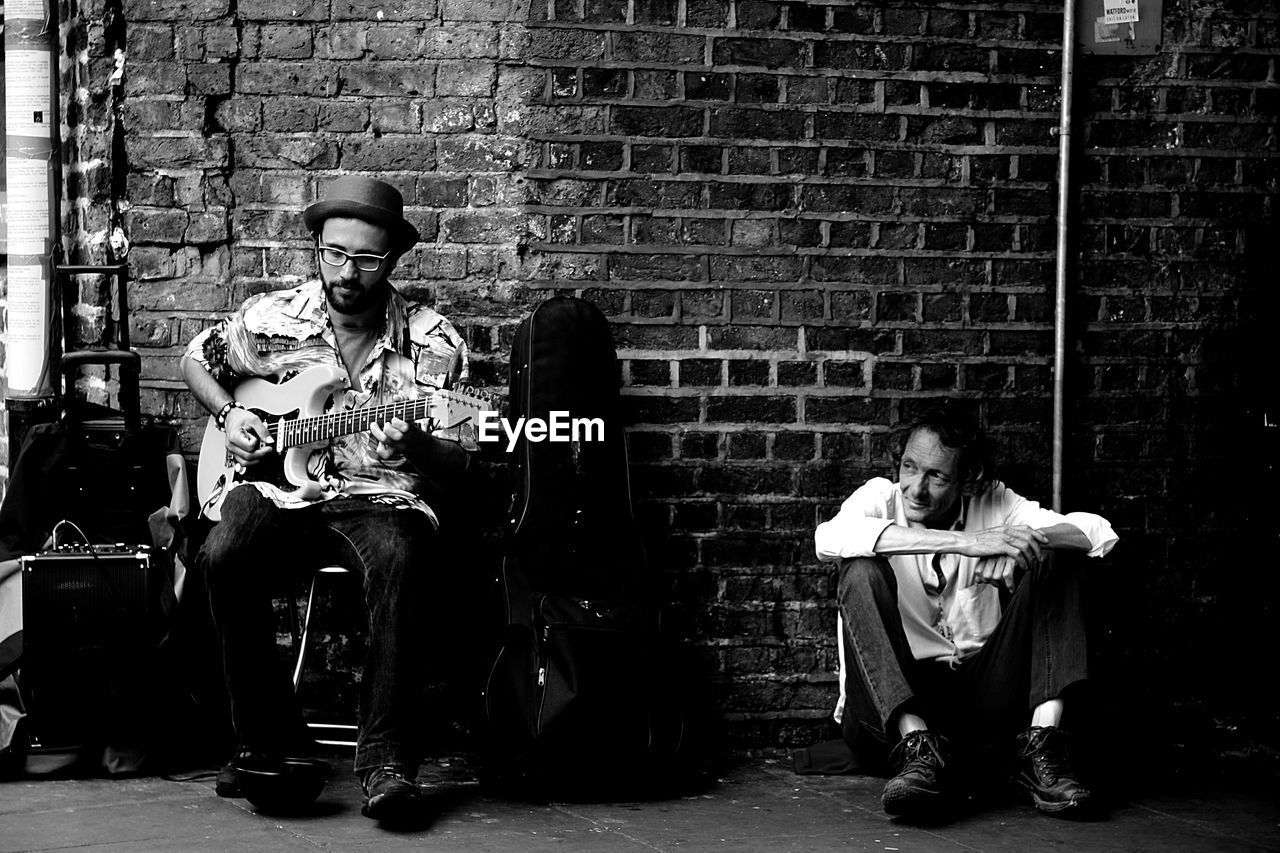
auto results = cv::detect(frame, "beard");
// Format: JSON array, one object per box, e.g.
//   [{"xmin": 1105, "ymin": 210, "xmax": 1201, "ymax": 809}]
[{"xmin": 323, "ymin": 274, "xmax": 387, "ymax": 316}]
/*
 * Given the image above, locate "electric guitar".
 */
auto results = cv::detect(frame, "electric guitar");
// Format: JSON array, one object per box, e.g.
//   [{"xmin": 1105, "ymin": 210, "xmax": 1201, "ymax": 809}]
[{"xmin": 196, "ymin": 363, "xmax": 496, "ymax": 521}]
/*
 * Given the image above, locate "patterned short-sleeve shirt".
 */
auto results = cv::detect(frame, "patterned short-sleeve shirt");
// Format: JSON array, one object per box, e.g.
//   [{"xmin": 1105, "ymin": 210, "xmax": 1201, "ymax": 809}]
[{"xmin": 185, "ymin": 279, "xmax": 470, "ymax": 524}]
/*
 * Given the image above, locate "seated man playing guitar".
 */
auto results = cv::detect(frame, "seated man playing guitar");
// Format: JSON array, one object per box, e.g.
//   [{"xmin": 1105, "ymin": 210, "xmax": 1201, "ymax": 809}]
[{"xmin": 181, "ymin": 176, "xmax": 478, "ymax": 825}]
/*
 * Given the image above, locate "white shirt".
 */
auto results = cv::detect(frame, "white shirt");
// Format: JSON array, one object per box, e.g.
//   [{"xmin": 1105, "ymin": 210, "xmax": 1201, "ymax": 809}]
[{"xmin": 816, "ymin": 477, "xmax": 1118, "ymax": 717}]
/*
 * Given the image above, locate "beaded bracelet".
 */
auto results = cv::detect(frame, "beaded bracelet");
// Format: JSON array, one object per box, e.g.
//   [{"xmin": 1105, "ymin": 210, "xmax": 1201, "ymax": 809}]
[{"xmin": 215, "ymin": 400, "xmax": 246, "ymax": 431}]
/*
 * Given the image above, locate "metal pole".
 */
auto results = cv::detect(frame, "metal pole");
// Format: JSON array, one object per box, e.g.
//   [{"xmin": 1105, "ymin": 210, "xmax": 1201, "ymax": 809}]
[{"xmin": 1052, "ymin": 0, "xmax": 1078, "ymax": 513}]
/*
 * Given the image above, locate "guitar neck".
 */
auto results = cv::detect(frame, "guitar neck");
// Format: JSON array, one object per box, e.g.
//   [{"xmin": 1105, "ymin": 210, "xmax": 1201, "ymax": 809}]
[{"xmin": 271, "ymin": 397, "xmax": 432, "ymax": 449}]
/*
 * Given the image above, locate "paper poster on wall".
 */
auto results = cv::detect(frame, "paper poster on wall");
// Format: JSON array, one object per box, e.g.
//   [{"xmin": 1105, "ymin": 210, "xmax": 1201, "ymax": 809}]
[
  {"xmin": 3, "ymin": 155, "xmax": 52, "ymax": 254},
  {"xmin": 4, "ymin": 262, "xmax": 54, "ymax": 396},
  {"xmin": 1094, "ymin": 18, "xmax": 1134, "ymax": 44},
  {"xmin": 3, "ymin": 51, "xmax": 54, "ymax": 138},
  {"xmin": 1104, "ymin": 0, "xmax": 1140, "ymax": 24},
  {"xmin": 1078, "ymin": 0, "xmax": 1161, "ymax": 54},
  {"xmin": 3, "ymin": 0, "xmax": 48, "ymax": 19}
]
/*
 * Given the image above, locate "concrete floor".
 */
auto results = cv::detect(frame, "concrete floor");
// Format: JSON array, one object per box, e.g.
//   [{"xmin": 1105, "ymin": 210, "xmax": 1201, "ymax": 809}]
[{"xmin": 1, "ymin": 757, "xmax": 1278, "ymax": 853}]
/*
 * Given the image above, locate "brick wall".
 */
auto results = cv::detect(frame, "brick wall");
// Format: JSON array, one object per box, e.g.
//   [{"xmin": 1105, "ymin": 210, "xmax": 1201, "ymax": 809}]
[
  {"xmin": 518, "ymin": 0, "xmax": 1279, "ymax": 758},
  {"xmin": 7, "ymin": 0, "xmax": 1275, "ymax": 757},
  {"xmin": 112, "ymin": 0, "xmax": 534, "ymax": 450}
]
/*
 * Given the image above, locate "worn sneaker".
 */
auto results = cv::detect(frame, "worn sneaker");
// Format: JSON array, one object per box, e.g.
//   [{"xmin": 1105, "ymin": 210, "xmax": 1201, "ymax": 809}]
[
  {"xmin": 1014, "ymin": 726, "xmax": 1095, "ymax": 816},
  {"xmin": 882, "ymin": 730, "xmax": 953, "ymax": 816},
  {"xmin": 361, "ymin": 765, "xmax": 426, "ymax": 823}
]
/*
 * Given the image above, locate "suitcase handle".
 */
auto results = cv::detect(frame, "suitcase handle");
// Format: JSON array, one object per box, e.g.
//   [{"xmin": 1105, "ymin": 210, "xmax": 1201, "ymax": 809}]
[
  {"xmin": 60, "ymin": 349, "xmax": 141, "ymax": 374},
  {"xmin": 59, "ymin": 349, "xmax": 142, "ymax": 432}
]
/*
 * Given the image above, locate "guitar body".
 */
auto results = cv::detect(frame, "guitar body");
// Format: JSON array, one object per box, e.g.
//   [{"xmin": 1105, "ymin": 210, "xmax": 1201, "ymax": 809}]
[
  {"xmin": 196, "ymin": 365, "xmax": 348, "ymax": 521},
  {"xmin": 196, "ymin": 363, "xmax": 495, "ymax": 522}
]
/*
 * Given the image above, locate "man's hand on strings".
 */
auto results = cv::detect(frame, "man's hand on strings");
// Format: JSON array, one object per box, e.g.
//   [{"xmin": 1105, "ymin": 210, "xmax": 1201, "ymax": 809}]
[
  {"xmin": 370, "ymin": 416, "xmax": 428, "ymax": 461},
  {"xmin": 223, "ymin": 407, "xmax": 274, "ymax": 472}
]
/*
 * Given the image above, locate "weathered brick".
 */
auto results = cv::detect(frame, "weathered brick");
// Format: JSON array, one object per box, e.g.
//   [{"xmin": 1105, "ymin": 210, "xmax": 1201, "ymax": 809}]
[
  {"xmin": 606, "ymin": 179, "xmax": 700, "ymax": 208},
  {"xmin": 799, "ymin": 185, "xmax": 893, "ymax": 213},
  {"xmin": 125, "ymin": 207, "xmax": 189, "ymax": 244},
  {"xmin": 714, "ymin": 37, "xmax": 805, "ymax": 68},
  {"xmin": 437, "ymin": 62, "xmax": 496, "ymax": 97},
  {"xmin": 806, "ymin": 396, "xmax": 890, "ymax": 425},
  {"xmin": 609, "ymin": 253, "xmax": 704, "ymax": 281},
  {"xmin": 128, "ymin": 62, "xmax": 187, "ymax": 96},
  {"xmin": 686, "ymin": 0, "xmax": 727, "ymax": 26},
  {"xmin": 634, "ymin": 70, "xmax": 679, "ymax": 100},
  {"xmin": 123, "ymin": 99, "xmax": 182, "ymax": 131},
  {"xmin": 187, "ymin": 62, "xmax": 232, "ymax": 95},
  {"xmin": 186, "ymin": 209, "xmax": 231, "ymax": 244},
  {"xmin": 614, "ymin": 31, "xmax": 705, "ymax": 63},
  {"xmin": 437, "ymin": 136, "xmax": 525, "ymax": 171},
  {"xmin": 127, "ymin": 0, "xmax": 229, "ymax": 21},
  {"xmin": 442, "ymin": 0, "xmax": 510, "ymax": 20},
  {"xmin": 900, "ymin": 188, "xmax": 987, "ymax": 218},
  {"xmin": 237, "ymin": 0, "xmax": 326, "ymax": 20},
  {"xmin": 707, "ymin": 395, "xmax": 796, "ymax": 423},
  {"xmin": 914, "ymin": 44, "xmax": 989, "ymax": 73},
  {"xmin": 814, "ymin": 112, "xmax": 900, "ymax": 141},
  {"xmin": 341, "ymin": 64, "xmax": 434, "ymax": 97},
  {"xmin": 708, "ymin": 182, "xmax": 790, "ymax": 210},
  {"xmin": 130, "ymin": 135, "xmax": 230, "ymax": 169},
  {"xmin": 238, "ymin": 62, "xmax": 336, "ymax": 95},
  {"xmin": 901, "ymin": 329, "xmax": 983, "ymax": 356},
  {"xmin": 529, "ymin": 28, "xmax": 606, "ymax": 60},
  {"xmin": 828, "ymin": 222, "xmax": 871, "ymax": 248},
  {"xmin": 812, "ymin": 256, "xmax": 898, "ymax": 286},
  {"xmin": 727, "ymin": 360, "xmax": 770, "ymax": 386},
  {"xmin": 814, "ymin": 41, "xmax": 907, "ymax": 70},
  {"xmin": 686, "ymin": 72, "xmax": 732, "ymax": 101},
  {"xmin": 729, "ymin": 289, "xmax": 775, "ymax": 321},
  {"xmin": 612, "ymin": 106, "xmax": 703, "ymax": 138},
  {"xmin": 262, "ymin": 98, "xmax": 318, "ymax": 132},
  {"xmin": 131, "ymin": 25, "xmax": 177, "ymax": 60},
  {"xmin": 334, "ymin": 0, "xmax": 436, "ymax": 19},
  {"xmin": 235, "ymin": 134, "xmax": 339, "ymax": 169},
  {"xmin": 707, "ymin": 326, "xmax": 798, "ymax": 350}
]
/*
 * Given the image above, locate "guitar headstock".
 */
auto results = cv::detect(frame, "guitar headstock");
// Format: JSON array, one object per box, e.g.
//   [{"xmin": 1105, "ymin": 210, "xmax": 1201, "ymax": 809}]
[{"xmin": 428, "ymin": 385, "xmax": 504, "ymax": 450}]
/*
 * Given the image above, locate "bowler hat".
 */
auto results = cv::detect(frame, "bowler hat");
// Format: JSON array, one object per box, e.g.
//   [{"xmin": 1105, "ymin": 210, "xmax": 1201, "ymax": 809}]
[{"xmin": 303, "ymin": 176, "xmax": 420, "ymax": 253}]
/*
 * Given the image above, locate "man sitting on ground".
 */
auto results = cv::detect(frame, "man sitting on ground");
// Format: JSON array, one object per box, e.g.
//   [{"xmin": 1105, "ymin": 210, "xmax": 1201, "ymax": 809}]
[{"xmin": 814, "ymin": 402, "xmax": 1117, "ymax": 819}]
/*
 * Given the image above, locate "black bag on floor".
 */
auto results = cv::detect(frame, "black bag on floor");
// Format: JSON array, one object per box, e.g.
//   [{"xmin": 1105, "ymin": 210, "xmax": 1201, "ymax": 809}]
[
  {"xmin": 0, "ymin": 267, "xmax": 210, "ymax": 775},
  {"xmin": 482, "ymin": 296, "xmax": 689, "ymax": 796}
]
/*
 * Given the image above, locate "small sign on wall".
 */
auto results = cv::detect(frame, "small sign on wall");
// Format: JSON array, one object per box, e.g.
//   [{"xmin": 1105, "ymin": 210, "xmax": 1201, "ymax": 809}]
[{"xmin": 1077, "ymin": 0, "xmax": 1162, "ymax": 55}]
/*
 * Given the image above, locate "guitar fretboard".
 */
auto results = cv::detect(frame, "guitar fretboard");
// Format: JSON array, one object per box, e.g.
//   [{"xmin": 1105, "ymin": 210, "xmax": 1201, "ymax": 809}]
[{"xmin": 271, "ymin": 396, "xmax": 434, "ymax": 449}]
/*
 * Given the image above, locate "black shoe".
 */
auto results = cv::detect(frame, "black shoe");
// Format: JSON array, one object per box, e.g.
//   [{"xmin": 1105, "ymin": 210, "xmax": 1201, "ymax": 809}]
[
  {"xmin": 882, "ymin": 730, "xmax": 953, "ymax": 817},
  {"xmin": 1014, "ymin": 726, "xmax": 1095, "ymax": 816},
  {"xmin": 361, "ymin": 765, "xmax": 426, "ymax": 823}
]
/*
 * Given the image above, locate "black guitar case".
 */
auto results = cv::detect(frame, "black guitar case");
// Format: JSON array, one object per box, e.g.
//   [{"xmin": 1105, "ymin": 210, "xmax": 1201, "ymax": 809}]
[{"xmin": 482, "ymin": 296, "xmax": 689, "ymax": 796}]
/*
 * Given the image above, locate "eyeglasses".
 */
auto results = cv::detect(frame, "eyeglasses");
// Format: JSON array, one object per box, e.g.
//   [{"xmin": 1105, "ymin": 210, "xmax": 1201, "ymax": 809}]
[{"xmin": 317, "ymin": 244, "xmax": 390, "ymax": 273}]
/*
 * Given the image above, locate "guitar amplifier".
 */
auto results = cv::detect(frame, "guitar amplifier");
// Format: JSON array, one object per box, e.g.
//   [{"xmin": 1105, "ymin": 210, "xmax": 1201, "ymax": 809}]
[{"xmin": 20, "ymin": 545, "xmax": 163, "ymax": 745}]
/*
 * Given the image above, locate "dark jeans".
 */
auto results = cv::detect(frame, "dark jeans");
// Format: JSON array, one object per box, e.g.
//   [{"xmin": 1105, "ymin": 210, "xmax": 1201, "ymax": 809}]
[
  {"xmin": 837, "ymin": 550, "xmax": 1089, "ymax": 772},
  {"xmin": 200, "ymin": 486, "xmax": 437, "ymax": 776}
]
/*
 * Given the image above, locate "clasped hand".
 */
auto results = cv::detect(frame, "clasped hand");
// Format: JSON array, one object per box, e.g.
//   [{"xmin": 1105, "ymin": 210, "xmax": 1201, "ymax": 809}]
[{"xmin": 959, "ymin": 524, "xmax": 1048, "ymax": 592}]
